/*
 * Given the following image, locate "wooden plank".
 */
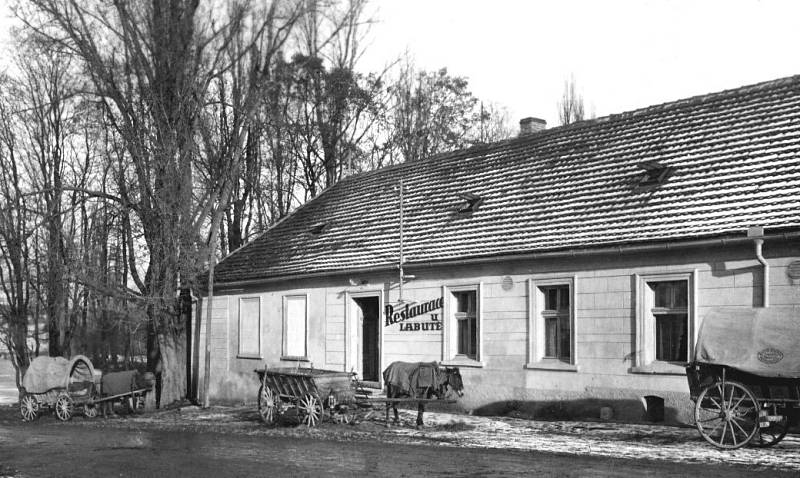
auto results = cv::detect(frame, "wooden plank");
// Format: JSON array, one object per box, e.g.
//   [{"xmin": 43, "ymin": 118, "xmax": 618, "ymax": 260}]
[
  {"xmin": 92, "ymin": 388, "xmax": 149, "ymax": 404},
  {"xmin": 361, "ymin": 397, "xmax": 457, "ymax": 404}
]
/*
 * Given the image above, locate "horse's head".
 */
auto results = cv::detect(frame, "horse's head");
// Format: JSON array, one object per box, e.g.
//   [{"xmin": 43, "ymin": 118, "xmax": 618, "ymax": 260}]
[{"xmin": 441, "ymin": 367, "xmax": 464, "ymax": 398}]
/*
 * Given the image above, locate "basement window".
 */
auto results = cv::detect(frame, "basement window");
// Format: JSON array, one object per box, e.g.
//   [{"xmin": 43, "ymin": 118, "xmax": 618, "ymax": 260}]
[
  {"xmin": 635, "ymin": 160, "xmax": 674, "ymax": 188},
  {"xmin": 456, "ymin": 192, "xmax": 484, "ymax": 213}
]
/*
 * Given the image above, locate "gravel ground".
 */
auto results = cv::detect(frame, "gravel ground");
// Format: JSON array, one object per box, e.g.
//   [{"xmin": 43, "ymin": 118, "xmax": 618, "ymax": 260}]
[{"xmin": 5, "ymin": 402, "xmax": 794, "ymax": 473}]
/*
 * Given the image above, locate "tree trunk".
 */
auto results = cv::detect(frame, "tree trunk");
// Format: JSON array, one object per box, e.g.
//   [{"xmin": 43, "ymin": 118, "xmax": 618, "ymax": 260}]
[{"xmin": 158, "ymin": 328, "xmax": 186, "ymax": 406}]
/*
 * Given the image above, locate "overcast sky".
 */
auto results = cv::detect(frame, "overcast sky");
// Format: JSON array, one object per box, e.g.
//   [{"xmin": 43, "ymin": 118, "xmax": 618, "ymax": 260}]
[
  {"xmin": 2, "ymin": 1, "xmax": 799, "ymax": 128},
  {"xmin": 359, "ymin": 0, "xmax": 800, "ymax": 127}
]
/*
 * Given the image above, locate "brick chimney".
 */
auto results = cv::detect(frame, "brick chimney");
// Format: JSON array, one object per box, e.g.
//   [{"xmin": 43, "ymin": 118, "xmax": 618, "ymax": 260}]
[{"xmin": 519, "ymin": 117, "xmax": 546, "ymax": 136}]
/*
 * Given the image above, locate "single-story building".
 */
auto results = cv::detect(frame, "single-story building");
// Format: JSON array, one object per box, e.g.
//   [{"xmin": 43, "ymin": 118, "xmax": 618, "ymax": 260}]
[{"xmin": 191, "ymin": 75, "xmax": 800, "ymax": 424}]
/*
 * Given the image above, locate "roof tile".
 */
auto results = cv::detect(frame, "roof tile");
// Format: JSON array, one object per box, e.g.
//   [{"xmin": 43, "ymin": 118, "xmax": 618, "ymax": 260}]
[{"xmin": 213, "ymin": 75, "xmax": 800, "ymax": 284}]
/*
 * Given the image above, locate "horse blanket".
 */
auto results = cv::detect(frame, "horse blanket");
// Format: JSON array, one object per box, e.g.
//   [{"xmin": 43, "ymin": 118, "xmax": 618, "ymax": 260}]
[
  {"xmin": 383, "ymin": 361, "xmax": 441, "ymax": 398},
  {"xmin": 101, "ymin": 370, "xmax": 142, "ymax": 397}
]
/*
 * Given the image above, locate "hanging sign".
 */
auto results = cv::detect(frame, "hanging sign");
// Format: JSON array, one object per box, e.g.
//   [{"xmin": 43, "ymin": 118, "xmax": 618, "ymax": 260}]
[{"xmin": 384, "ymin": 297, "xmax": 443, "ymax": 330}]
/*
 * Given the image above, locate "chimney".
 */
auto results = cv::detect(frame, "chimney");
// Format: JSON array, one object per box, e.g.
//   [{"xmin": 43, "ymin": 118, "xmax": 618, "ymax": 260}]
[{"xmin": 519, "ymin": 117, "xmax": 546, "ymax": 136}]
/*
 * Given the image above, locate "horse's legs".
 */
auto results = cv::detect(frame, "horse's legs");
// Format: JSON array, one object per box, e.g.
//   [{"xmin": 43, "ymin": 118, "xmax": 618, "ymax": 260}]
[
  {"xmin": 385, "ymin": 401, "xmax": 390, "ymax": 427},
  {"xmin": 416, "ymin": 402, "xmax": 424, "ymax": 427},
  {"xmin": 393, "ymin": 403, "xmax": 400, "ymax": 424}
]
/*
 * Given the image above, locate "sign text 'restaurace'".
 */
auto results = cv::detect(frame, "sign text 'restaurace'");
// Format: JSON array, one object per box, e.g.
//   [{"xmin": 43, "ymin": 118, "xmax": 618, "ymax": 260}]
[{"xmin": 384, "ymin": 297, "xmax": 443, "ymax": 327}]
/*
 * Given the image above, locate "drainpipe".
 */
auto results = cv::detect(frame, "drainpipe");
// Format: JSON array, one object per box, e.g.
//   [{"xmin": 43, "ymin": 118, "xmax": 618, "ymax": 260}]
[
  {"xmin": 753, "ymin": 239, "xmax": 769, "ymax": 308},
  {"xmin": 748, "ymin": 226, "xmax": 769, "ymax": 308}
]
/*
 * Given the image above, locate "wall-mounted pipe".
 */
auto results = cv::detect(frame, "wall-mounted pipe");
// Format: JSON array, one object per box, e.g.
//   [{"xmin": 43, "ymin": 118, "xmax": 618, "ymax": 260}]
[{"xmin": 753, "ymin": 238, "xmax": 769, "ymax": 308}]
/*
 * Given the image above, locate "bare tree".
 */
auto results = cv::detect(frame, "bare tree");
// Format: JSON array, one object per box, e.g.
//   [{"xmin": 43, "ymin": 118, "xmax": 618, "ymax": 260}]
[
  {"xmin": 20, "ymin": 0, "xmax": 302, "ymax": 405},
  {"xmin": 557, "ymin": 75, "xmax": 585, "ymax": 126},
  {"xmin": 390, "ymin": 61, "xmax": 487, "ymax": 162},
  {"xmin": 0, "ymin": 80, "xmax": 36, "ymax": 388}
]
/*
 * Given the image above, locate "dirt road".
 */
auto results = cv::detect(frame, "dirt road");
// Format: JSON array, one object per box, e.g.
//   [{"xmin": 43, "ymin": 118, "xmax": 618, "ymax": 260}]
[
  {"xmin": 1, "ymin": 402, "xmax": 799, "ymax": 477},
  {"xmin": 0, "ymin": 421, "xmax": 796, "ymax": 478}
]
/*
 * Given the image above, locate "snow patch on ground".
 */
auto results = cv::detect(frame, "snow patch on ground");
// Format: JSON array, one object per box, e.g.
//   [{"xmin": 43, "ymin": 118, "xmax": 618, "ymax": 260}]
[{"xmin": 378, "ymin": 409, "xmax": 800, "ymax": 471}]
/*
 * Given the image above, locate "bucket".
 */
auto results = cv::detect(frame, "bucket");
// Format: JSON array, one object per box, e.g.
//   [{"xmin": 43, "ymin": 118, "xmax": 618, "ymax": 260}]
[{"xmin": 642, "ymin": 395, "xmax": 664, "ymax": 422}]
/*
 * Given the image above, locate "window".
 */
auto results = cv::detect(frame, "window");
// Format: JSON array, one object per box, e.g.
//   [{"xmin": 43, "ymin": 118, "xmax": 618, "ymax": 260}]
[
  {"xmin": 528, "ymin": 277, "xmax": 576, "ymax": 370},
  {"xmin": 651, "ymin": 281, "xmax": 688, "ymax": 362},
  {"xmin": 238, "ymin": 297, "xmax": 260, "ymax": 357},
  {"xmin": 542, "ymin": 286, "xmax": 570, "ymax": 360},
  {"xmin": 454, "ymin": 290, "xmax": 477, "ymax": 359},
  {"xmin": 635, "ymin": 160, "xmax": 675, "ymax": 189},
  {"xmin": 283, "ymin": 295, "xmax": 307, "ymax": 358},
  {"xmin": 443, "ymin": 284, "xmax": 482, "ymax": 366},
  {"xmin": 634, "ymin": 272, "xmax": 696, "ymax": 374}
]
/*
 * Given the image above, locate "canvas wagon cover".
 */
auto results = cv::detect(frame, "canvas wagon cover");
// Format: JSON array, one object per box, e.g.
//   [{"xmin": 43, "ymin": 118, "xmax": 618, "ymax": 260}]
[
  {"xmin": 21, "ymin": 355, "xmax": 95, "ymax": 394},
  {"xmin": 22, "ymin": 356, "xmax": 71, "ymax": 394},
  {"xmin": 694, "ymin": 308, "xmax": 800, "ymax": 378}
]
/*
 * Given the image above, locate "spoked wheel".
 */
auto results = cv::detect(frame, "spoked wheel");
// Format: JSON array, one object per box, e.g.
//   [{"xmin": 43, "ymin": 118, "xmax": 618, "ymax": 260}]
[
  {"xmin": 297, "ymin": 394, "xmax": 322, "ymax": 427},
  {"xmin": 83, "ymin": 403, "xmax": 98, "ymax": 418},
  {"xmin": 55, "ymin": 392, "xmax": 74, "ymax": 422},
  {"xmin": 20, "ymin": 394, "xmax": 39, "ymax": 422},
  {"xmin": 258, "ymin": 386, "xmax": 278, "ymax": 424},
  {"xmin": 752, "ymin": 406, "xmax": 789, "ymax": 448},
  {"xmin": 694, "ymin": 380, "xmax": 759, "ymax": 449}
]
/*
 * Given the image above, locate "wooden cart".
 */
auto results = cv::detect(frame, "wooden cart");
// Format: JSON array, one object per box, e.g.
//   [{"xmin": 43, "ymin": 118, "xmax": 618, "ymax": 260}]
[
  {"xmin": 255, "ymin": 367, "xmax": 357, "ymax": 426},
  {"xmin": 686, "ymin": 308, "xmax": 800, "ymax": 449},
  {"xmin": 255, "ymin": 364, "xmax": 461, "ymax": 427}
]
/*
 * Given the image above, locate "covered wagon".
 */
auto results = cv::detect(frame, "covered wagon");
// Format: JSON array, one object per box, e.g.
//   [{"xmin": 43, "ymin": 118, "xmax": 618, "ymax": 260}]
[
  {"xmin": 19, "ymin": 355, "xmax": 97, "ymax": 421},
  {"xmin": 686, "ymin": 307, "xmax": 800, "ymax": 449}
]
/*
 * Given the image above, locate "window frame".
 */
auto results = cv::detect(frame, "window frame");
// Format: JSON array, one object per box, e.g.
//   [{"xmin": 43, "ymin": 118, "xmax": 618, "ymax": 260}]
[
  {"xmin": 282, "ymin": 294, "xmax": 309, "ymax": 361},
  {"xmin": 527, "ymin": 276, "xmax": 577, "ymax": 371},
  {"xmin": 442, "ymin": 283, "xmax": 483, "ymax": 367},
  {"xmin": 632, "ymin": 271, "xmax": 697, "ymax": 375},
  {"xmin": 238, "ymin": 296, "xmax": 261, "ymax": 359}
]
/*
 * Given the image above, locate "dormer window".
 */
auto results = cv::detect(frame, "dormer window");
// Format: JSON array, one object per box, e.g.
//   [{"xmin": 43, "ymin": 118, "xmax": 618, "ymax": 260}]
[
  {"xmin": 309, "ymin": 222, "xmax": 328, "ymax": 234},
  {"xmin": 636, "ymin": 160, "xmax": 674, "ymax": 188},
  {"xmin": 456, "ymin": 192, "xmax": 484, "ymax": 213}
]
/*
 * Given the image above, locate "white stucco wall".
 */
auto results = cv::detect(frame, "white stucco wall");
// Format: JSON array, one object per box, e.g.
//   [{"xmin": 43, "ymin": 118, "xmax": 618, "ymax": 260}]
[{"xmin": 194, "ymin": 241, "xmax": 800, "ymax": 423}]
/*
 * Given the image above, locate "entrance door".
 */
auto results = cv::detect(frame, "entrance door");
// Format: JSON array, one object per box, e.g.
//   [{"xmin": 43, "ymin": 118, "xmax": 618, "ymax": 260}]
[{"xmin": 353, "ymin": 297, "xmax": 380, "ymax": 383}]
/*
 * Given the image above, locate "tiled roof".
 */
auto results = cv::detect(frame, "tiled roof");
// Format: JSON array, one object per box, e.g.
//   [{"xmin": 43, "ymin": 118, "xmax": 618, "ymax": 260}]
[{"xmin": 213, "ymin": 76, "xmax": 800, "ymax": 284}]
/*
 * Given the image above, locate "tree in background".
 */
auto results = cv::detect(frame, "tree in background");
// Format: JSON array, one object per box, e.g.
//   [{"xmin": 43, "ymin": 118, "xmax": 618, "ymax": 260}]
[
  {"xmin": 0, "ymin": 79, "xmax": 36, "ymax": 388},
  {"xmin": 2, "ymin": 0, "xmax": 516, "ymax": 407},
  {"xmin": 558, "ymin": 75, "xmax": 585, "ymax": 126},
  {"xmin": 389, "ymin": 60, "xmax": 513, "ymax": 163}
]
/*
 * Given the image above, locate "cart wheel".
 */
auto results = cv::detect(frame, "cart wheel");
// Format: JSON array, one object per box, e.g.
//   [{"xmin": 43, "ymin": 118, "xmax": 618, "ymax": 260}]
[
  {"xmin": 83, "ymin": 403, "xmax": 98, "ymax": 418},
  {"xmin": 694, "ymin": 380, "xmax": 759, "ymax": 449},
  {"xmin": 55, "ymin": 393, "xmax": 74, "ymax": 422},
  {"xmin": 20, "ymin": 394, "xmax": 39, "ymax": 422},
  {"xmin": 258, "ymin": 386, "xmax": 278, "ymax": 424},
  {"xmin": 297, "ymin": 394, "xmax": 322, "ymax": 427},
  {"xmin": 753, "ymin": 412, "xmax": 789, "ymax": 448}
]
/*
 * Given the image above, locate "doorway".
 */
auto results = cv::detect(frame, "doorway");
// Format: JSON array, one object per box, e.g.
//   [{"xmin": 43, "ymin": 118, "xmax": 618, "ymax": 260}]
[{"xmin": 352, "ymin": 296, "xmax": 380, "ymax": 383}]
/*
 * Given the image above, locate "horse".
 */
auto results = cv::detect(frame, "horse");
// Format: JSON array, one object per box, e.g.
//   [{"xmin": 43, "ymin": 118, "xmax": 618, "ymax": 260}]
[{"xmin": 382, "ymin": 361, "xmax": 464, "ymax": 428}]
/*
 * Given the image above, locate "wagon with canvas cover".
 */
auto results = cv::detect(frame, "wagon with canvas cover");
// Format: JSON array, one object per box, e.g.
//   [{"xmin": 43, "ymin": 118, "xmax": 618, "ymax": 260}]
[
  {"xmin": 19, "ymin": 356, "xmax": 154, "ymax": 422},
  {"xmin": 19, "ymin": 355, "xmax": 97, "ymax": 421},
  {"xmin": 686, "ymin": 308, "xmax": 800, "ymax": 449},
  {"xmin": 254, "ymin": 366, "xmax": 357, "ymax": 426}
]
